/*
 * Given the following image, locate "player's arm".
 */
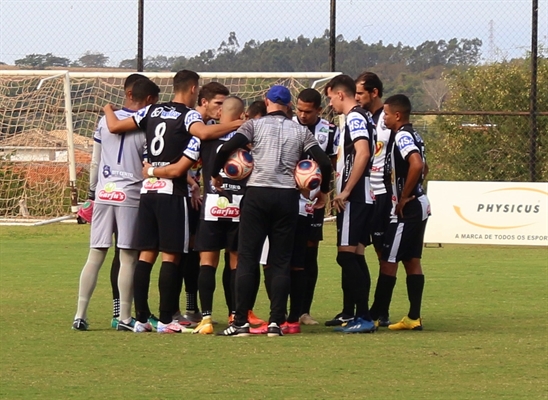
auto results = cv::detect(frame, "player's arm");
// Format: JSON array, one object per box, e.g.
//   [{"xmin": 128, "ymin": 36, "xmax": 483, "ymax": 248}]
[
  {"xmin": 423, "ymin": 160, "xmax": 430, "ymax": 179},
  {"xmin": 142, "ymin": 156, "xmax": 195, "ymax": 179},
  {"xmin": 189, "ymin": 119, "xmax": 243, "ymax": 140},
  {"xmin": 89, "ymin": 141, "xmax": 101, "ymax": 199},
  {"xmin": 395, "ymin": 152, "xmax": 424, "ymax": 217},
  {"xmin": 334, "ymin": 139, "xmax": 369, "ymax": 209},
  {"xmin": 103, "ymin": 104, "xmax": 139, "ymax": 133},
  {"xmin": 211, "ymin": 133, "xmax": 250, "ymax": 179},
  {"xmin": 306, "ymin": 145, "xmax": 333, "ymax": 209}
]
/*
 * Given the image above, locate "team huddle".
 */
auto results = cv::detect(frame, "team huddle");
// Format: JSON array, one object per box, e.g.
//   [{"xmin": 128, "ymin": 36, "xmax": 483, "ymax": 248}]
[{"xmin": 72, "ymin": 69, "xmax": 430, "ymax": 336}]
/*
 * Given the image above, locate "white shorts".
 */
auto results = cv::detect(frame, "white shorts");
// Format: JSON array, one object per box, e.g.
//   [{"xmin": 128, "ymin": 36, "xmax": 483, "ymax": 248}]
[{"xmin": 90, "ymin": 203, "xmax": 139, "ymax": 250}]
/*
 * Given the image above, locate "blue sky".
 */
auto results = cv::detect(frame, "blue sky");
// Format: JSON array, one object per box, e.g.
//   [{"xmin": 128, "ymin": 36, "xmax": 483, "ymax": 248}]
[{"xmin": 0, "ymin": 0, "xmax": 546, "ymax": 66}]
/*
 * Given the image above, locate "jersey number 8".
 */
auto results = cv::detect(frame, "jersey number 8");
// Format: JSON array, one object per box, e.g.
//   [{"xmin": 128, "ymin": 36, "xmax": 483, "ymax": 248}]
[{"xmin": 150, "ymin": 122, "xmax": 166, "ymax": 156}]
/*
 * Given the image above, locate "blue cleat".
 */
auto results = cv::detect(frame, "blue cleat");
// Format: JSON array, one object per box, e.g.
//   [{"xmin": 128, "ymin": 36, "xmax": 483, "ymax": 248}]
[{"xmin": 342, "ymin": 317, "xmax": 376, "ymax": 334}]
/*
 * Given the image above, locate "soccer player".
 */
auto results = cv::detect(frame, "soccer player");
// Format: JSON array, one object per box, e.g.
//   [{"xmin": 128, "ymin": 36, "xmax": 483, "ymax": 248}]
[
  {"xmin": 212, "ymin": 85, "xmax": 332, "ymax": 337},
  {"xmin": 324, "ymin": 74, "xmax": 377, "ymax": 333},
  {"xmin": 380, "ymin": 94, "xmax": 430, "ymax": 331},
  {"xmin": 86, "ymin": 73, "xmax": 148, "ymax": 328},
  {"xmin": 294, "ymin": 88, "xmax": 339, "ymax": 326},
  {"xmin": 245, "ymin": 100, "xmax": 267, "ymax": 120},
  {"xmin": 103, "ymin": 70, "xmax": 242, "ymax": 333},
  {"xmin": 72, "ymin": 77, "xmax": 160, "ymax": 331},
  {"xmin": 177, "ymin": 82, "xmax": 231, "ymax": 327},
  {"xmin": 355, "ymin": 72, "xmax": 393, "ymax": 327}
]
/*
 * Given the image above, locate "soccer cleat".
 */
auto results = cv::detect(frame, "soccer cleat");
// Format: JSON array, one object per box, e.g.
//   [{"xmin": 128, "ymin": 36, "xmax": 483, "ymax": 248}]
[
  {"xmin": 325, "ymin": 312, "xmax": 354, "ymax": 326},
  {"xmin": 249, "ymin": 323, "xmax": 269, "ymax": 335},
  {"xmin": 377, "ymin": 316, "xmax": 391, "ymax": 327},
  {"xmin": 248, "ymin": 310, "xmax": 266, "ymax": 326},
  {"xmin": 134, "ymin": 321, "xmax": 153, "ymax": 333},
  {"xmin": 281, "ymin": 321, "xmax": 301, "ymax": 334},
  {"xmin": 299, "ymin": 313, "xmax": 319, "ymax": 325},
  {"xmin": 181, "ymin": 311, "xmax": 202, "ymax": 328},
  {"xmin": 148, "ymin": 314, "xmax": 159, "ymax": 330},
  {"xmin": 388, "ymin": 316, "xmax": 423, "ymax": 331},
  {"xmin": 216, "ymin": 323, "xmax": 250, "ymax": 337},
  {"xmin": 193, "ymin": 316, "xmax": 214, "ymax": 335},
  {"xmin": 157, "ymin": 321, "xmax": 184, "ymax": 334},
  {"xmin": 267, "ymin": 322, "xmax": 284, "ymax": 337},
  {"xmin": 342, "ymin": 318, "xmax": 377, "ymax": 334},
  {"xmin": 111, "ymin": 318, "xmax": 119, "ymax": 329},
  {"xmin": 116, "ymin": 318, "xmax": 136, "ymax": 332},
  {"xmin": 72, "ymin": 318, "xmax": 88, "ymax": 331},
  {"xmin": 333, "ymin": 318, "xmax": 357, "ymax": 332}
]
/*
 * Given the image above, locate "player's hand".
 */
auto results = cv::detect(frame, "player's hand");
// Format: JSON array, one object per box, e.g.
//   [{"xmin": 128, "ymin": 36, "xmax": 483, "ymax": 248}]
[
  {"xmin": 314, "ymin": 192, "xmax": 327, "ymax": 210},
  {"xmin": 87, "ymin": 189, "xmax": 96, "ymax": 201},
  {"xmin": 190, "ymin": 183, "xmax": 202, "ymax": 210},
  {"xmin": 142, "ymin": 161, "xmax": 153, "ymax": 178},
  {"xmin": 103, "ymin": 104, "xmax": 116, "ymax": 112},
  {"xmin": 211, "ymin": 175, "xmax": 224, "ymax": 192},
  {"xmin": 332, "ymin": 191, "xmax": 349, "ymax": 213},
  {"xmin": 395, "ymin": 195, "xmax": 415, "ymax": 218}
]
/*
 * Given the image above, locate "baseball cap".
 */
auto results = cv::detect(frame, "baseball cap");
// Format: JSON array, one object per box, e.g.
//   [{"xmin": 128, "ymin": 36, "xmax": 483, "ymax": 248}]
[{"xmin": 266, "ymin": 85, "xmax": 291, "ymax": 106}]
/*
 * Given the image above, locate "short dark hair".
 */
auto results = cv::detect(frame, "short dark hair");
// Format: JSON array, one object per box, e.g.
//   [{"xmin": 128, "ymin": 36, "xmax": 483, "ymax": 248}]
[
  {"xmin": 173, "ymin": 70, "xmax": 200, "ymax": 93},
  {"xmin": 124, "ymin": 73, "xmax": 148, "ymax": 90},
  {"xmin": 246, "ymin": 100, "xmax": 266, "ymax": 118},
  {"xmin": 297, "ymin": 88, "xmax": 322, "ymax": 108},
  {"xmin": 198, "ymin": 82, "xmax": 230, "ymax": 106},
  {"xmin": 131, "ymin": 78, "xmax": 160, "ymax": 102},
  {"xmin": 324, "ymin": 74, "xmax": 356, "ymax": 97},
  {"xmin": 384, "ymin": 94, "xmax": 412, "ymax": 117},
  {"xmin": 355, "ymin": 71, "xmax": 383, "ymax": 98}
]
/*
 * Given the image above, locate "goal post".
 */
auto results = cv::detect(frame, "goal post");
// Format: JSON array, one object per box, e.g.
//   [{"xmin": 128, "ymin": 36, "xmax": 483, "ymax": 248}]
[{"xmin": 0, "ymin": 70, "xmax": 341, "ymax": 223}]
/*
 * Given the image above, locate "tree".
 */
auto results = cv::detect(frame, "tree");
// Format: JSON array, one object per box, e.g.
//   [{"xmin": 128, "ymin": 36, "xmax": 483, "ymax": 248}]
[
  {"xmin": 428, "ymin": 56, "xmax": 547, "ymax": 182},
  {"xmin": 14, "ymin": 53, "xmax": 70, "ymax": 68},
  {"xmin": 422, "ymin": 78, "xmax": 449, "ymax": 110},
  {"xmin": 119, "ymin": 57, "xmax": 137, "ymax": 69},
  {"xmin": 78, "ymin": 52, "xmax": 109, "ymax": 68}
]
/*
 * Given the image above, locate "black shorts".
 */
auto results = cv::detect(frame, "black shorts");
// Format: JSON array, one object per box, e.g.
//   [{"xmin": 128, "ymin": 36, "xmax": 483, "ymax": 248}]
[
  {"xmin": 186, "ymin": 197, "xmax": 201, "ymax": 236},
  {"xmin": 194, "ymin": 219, "xmax": 239, "ymax": 252},
  {"xmin": 291, "ymin": 215, "xmax": 311, "ymax": 267},
  {"xmin": 370, "ymin": 193, "xmax": 392, "ymax": 251},
  {"xmin": 136, "ymin": 193, "xmax": 188, "ymax": 253},
  {"xmin": 308, "ymin": 207, "xmax": 325, "ymax": 242},
  {"xmin": 381, "ymin": 219, "xmax": 428, "ymax": 263},
  {"xmin": 336, "ymin": 202, "xmax": 373, "ymax": 247}
]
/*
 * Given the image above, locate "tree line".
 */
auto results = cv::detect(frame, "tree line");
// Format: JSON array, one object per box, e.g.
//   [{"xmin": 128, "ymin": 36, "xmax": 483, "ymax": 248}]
[{"xmin": 9, "ymin": 32, "xmax": 483, "ymax": 110}]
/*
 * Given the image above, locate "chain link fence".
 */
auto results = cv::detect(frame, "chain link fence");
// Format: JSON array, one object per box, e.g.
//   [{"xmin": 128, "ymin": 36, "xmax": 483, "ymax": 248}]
[{"xmin": 0, "ymin": 0, "xmax": 546, "ymax": 217}]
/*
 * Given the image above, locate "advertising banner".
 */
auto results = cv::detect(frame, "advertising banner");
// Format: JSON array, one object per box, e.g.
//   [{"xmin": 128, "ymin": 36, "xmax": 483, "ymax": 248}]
[{"xmin": 424, "ymin": 181, "xmax": 548, "ymax": 246}]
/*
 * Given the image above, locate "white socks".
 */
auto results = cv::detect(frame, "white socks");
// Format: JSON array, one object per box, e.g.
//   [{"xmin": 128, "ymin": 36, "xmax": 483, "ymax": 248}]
[
  {"xmin": 118, "ymin": 249, "xmax": 138, "ymax": 322},
  {"xmin": 74, "ymin": 248, "xmax": 107, "ymax": 320}
]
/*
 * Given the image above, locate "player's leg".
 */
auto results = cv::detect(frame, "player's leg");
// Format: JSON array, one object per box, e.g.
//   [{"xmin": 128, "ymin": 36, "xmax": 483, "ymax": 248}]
[
  {"xmin": 388, "ymin": 219, "xmax": 427, "ymax": 331},
  {"xmin": 222, "ymin": 250, "xmax": 232, "ymax": 321},
  {"xmin": 110, "ymin": 233, "xmax": 121, "ymax": 328},
  {"xmin": 73, "ymin": 203, "xmax": 113, "ymax": 330},
  {"xmin": 285, "ymin": 215, "xmax": 309, "ymax": 334},
  {"xmin": 113, "ymin": 206, "xmax": 140, "ymax": 332},
  {"xmin": 369, "ymin": 193, "xmax": 394, "ymax": 326},
  {"xmin": 301, "ymin": 206, "xmax": 323, "ymax": 325},
  {"xmin": 264, "ymin": 188, "xmax": 299, "ymax": 336},
  {"xmin": 156, "ymin": 195, "xmax": 189, "ymax": 333},
  {"xmin": 180, "ymin": 197, "xmax": 201, "ymax": 325},
  {"xmin": 218, "ymin": 188, "xmax": 268, "ymax": 336},
  {"xmin": 335, "ymin": 202, "xmax": 375, "ymax": 333},
  {"xmin": 193, "ymin": 249, "xmax": 220, "ymax": 334},
  {"xmin": 133, "ymin": 195, "xmax": 160, "ymax": 328}
]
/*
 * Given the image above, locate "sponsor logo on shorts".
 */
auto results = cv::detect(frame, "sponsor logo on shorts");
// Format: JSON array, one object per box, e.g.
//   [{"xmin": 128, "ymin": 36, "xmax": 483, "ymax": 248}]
[
  {"xmin": 210, "ymin": 197, "xmax": 240, "ymax": 218},
  {"xmin": 98, "ymin": 182, "xmax": 126, "ymax": 202},
  {"xmin": 143, "ymin": 178, "xmax": 167, "ymax": 190}
]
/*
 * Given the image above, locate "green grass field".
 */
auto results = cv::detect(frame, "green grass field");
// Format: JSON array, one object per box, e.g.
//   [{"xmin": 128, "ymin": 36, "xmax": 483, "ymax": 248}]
[{"xmin": 0, "ymin": 223, "xmax": 546, "ymax": 399}]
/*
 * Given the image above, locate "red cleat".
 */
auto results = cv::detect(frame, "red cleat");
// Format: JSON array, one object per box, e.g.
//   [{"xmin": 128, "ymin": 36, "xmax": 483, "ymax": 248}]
[
  {"xmin": 248, "ymin": 310, "xmax": 266, "ymax": 326},
  {"xmin": 281, "ymin": 321, "xmax": 301, "ymax": 334},
  {"xmin": 249, "ymin": 322, "xmax": 268, "ymax": 334}
]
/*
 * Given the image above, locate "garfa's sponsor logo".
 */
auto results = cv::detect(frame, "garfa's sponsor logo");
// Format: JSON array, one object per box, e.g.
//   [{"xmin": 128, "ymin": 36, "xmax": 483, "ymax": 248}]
[
  {"xmin": 143, "ymin": 178, "xmax": 167, "ymax": 190},
  {"xmin": 210, "ymin": 196, "xmax": 240, "ymax": 218},
  {"xmin": 98, "ymin": 182, "xmax": 126, "ymax": 202}
]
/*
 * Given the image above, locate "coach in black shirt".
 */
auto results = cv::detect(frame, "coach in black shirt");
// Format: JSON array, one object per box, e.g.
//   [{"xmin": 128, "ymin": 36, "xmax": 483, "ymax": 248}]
[{"xmin": 212, "ymin": 85, "xmax": 332, "ymax": 337}]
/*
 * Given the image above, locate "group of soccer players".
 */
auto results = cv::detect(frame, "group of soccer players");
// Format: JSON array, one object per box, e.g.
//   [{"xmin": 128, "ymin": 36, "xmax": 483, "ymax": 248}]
[{"xmin": 72, "ymin": 69, "xmax": 430, "ymax": 335}]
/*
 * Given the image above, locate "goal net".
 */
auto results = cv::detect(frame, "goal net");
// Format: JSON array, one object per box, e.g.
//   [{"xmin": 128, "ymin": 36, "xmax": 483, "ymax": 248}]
[{"xmin": 0, "ymin": 71, "xmax": 340, "ymax": 222}]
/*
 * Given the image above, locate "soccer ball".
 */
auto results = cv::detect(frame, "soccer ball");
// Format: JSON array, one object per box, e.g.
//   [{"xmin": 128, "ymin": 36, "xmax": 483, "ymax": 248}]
[
  {"xmin": 295, "ymin": 160, "xmax": 322, "ymax": 190},
  {"xmin": 224, "ymin": 148, "xmax": 253, "ymax": 180}
]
